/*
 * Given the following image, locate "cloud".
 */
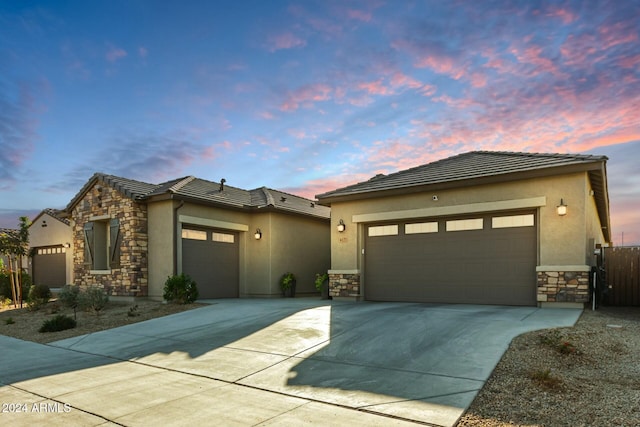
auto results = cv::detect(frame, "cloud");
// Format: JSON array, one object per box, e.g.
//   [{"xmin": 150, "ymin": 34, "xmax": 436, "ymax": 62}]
[
  {"xmin": 106, "ymin": 44, "xmax": 127, "ymax": 62},
  {"xmin": 280, "ymin": 83, "xmax": 332, "ymax": 111},
  {"xmin": 138, "ymin": 46, "xmax": 148, "ymax": 58},
  {"xmin": 0, "ymin": 209, "xmax": 41, "ymax": 229},
  {"xmin": 0, "ymin": 79, "xmax": 42, "ymax": 186},
  {"xmin": 50, "ymin": 132, "xmax": 215, "ymax": 191},
  {"xmin": 266, "ymin": 32, "xmax": 306, "ymax": 52}
]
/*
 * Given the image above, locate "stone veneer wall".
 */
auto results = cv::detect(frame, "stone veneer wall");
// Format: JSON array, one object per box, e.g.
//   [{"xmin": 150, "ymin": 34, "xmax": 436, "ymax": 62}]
[
  {"xmin": 537, "ymin": 271, "xmax": 590, "ymax": 303},
  {"xmin": 72, "ymin": 183, "xmax": 148, "ymax": 297},
  {"xmin": 328, "ymin": 272, "xmax": 360, "ymax": 298}
]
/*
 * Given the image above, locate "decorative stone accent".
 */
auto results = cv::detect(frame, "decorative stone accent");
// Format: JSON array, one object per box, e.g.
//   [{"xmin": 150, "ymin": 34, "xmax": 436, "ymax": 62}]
[
  {"xmin": 72, "ymin": 183, "xmax": 148, "ymax": 297},
  {"xmin": 328, "ymin": 273, "xmax": 360, "ymax": 297},
  {"xmin": 537, "ymin": 270, "xmax": 590, "ymax": 303}
]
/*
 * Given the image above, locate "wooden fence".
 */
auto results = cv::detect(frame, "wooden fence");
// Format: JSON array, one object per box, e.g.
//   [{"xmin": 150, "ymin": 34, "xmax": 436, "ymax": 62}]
[{"xmin": 604, "ymin": 247, "xmax": 640, "ymax": 306}]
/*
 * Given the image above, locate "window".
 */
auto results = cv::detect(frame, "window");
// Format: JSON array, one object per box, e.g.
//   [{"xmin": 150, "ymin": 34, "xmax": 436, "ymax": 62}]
[
  {"xmin": 446, "ymin": 218, "xmax": 483, "ymax": 231},
  {"xmin": 368, "ymin": 225, "xmax": 398, "ymax": 237},
  {"xmin": 212, "ymin": 232, "xmax": 235, "ymax": 243},
  {"xmin": 492, "ymin": 214, "xmax": 534, "ymax": 228},
  {"xmin": 84, "ymin": 218, "xmax": 121, "ymax": 270},
  {"xmin": 405, "ymin": 222, "xmax": 438, "ymax": 234},
  {"xmin": 181, "ymin": 229, "xmax": 207, "ymax": 240}
]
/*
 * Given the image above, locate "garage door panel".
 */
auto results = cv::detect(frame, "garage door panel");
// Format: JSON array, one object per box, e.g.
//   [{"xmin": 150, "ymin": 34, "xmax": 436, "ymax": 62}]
[
  {"xmin": 182, "ymin": 228, "xmax": 239, "ymax": 299},
  {"xmin": 33, "ymin": 247, "xmax": 66, "ymax": 287},
  {"xmin": 365, "ymin": 212, "xmax": 536, "ymax": 306}
]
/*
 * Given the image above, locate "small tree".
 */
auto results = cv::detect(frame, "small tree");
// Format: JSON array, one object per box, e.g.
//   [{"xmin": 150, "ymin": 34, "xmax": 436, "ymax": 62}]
[{"xmin": 0, "ymin": 217, "xmax": 30, "ymax": 307}]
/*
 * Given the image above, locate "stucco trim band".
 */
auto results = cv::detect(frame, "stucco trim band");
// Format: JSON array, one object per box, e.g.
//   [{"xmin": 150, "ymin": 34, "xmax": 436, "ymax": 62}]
[
  {"xmin": 351, "ymin": 196, "xmax": 547, "ymax": 223},
  {"xmin": 178, "ymin": 214, "xmax": 249, "ymax": 232},
  {"xmin": 328, "ymin": 269, "xmax": 360, "ymax": 274},
  {"xmin": 536, "ymin": 265, "xmax": 591, "ymax": 272}
]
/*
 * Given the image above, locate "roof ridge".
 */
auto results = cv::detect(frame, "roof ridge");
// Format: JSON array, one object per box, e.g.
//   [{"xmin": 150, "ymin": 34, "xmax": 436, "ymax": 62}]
[
  {"xmin": 167, "ymin": 176, "xmax": 196, "ymax": 193},
  {"xmin": 260, "ymin": 187, "xmax": 276, "ymax": 206}
]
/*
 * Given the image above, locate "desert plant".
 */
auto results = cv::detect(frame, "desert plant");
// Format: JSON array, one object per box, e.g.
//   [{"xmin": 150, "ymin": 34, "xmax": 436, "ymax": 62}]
[
  {"xmin": 27, "ymin": 284, "xmax": 52, "ymax": 310},
  {"xmin": 128, "ymin": 304, "xmax": 140, "ymax": 317},
  {"xmin": 39, "ymin": 314, "xmax": 77, "ymax": 333},
  {"xmin": 5, "ymin": 317, "xmax": 15, "ymax": 325},
  {"xmin": 163, "ymin": 274, "xmax": 199, "ymax": 304},
  {"xmin": 58, "ymin": 284, "xmax": 81, "ymax": 308},
  {"xmin": 78, "ymin": 285, "xmax": 109, "ymax": 314},
  {"xmin": 280, "ymin": 272, "xmax": 296, "ymax": 297},
  {"xmin": 530, "ymin": 367, "xmax": 562, "ymax": 389},
  {"xmin": 539, "ymin": 329, "xmax": 579, "ymax": 355},
  {"xmin": 314, "ymin": 273, "xmax": 328, "ymax": 292}
]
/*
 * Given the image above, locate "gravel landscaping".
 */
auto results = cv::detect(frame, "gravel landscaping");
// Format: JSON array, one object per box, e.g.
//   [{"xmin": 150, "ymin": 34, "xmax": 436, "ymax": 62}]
[{"xmin": 457, "ymin": 306, "xmax": 640, "ymax": 426}]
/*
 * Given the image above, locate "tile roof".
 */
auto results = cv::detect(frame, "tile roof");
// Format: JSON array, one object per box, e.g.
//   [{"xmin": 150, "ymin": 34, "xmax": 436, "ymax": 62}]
[
  {"xmin": 29, "ymin": 208, "xmax": 71, "ymax": 226},
  {"xmin": 316, "ymin": 151, "xmax": 608, "ymax": 200},
  {"xmin": 66, "ymin": 173, "xmax": 329, "ymax": 220}
]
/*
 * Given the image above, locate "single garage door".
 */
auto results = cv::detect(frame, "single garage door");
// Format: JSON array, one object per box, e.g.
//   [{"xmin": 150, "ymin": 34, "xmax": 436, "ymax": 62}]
[
  {"xmin": 365, "ymin": 211, "xmax": 537, "ymax": 306},
  {"xmin": 32, "ymin": 246, "xmax": 67, "ymax": 287},
  {"xmin": 181, "ymin": 227, "xmax": 239, "ymax": 299}
]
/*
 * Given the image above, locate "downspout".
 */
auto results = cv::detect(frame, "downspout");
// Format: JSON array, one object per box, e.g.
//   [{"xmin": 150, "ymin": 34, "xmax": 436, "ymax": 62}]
[{"xmin": 173, "ymin": 200, "xmax": 184, "ymax": 275}]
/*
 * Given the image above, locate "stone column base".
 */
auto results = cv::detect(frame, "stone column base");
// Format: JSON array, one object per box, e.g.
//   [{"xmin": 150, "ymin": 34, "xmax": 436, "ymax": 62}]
[
  {"xmin": 328, "ymin": 270, "xmax": 361, "ymax": 299},
  {"xmin": 537, "ymin": 267, "xmax": 590, "ymax": 304}
]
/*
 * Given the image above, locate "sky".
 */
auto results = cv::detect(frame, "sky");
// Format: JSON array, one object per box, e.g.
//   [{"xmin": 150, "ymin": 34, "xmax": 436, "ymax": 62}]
[{"xmin": 0, "ymin": 0, "xmax": 638, "ymax": 245}]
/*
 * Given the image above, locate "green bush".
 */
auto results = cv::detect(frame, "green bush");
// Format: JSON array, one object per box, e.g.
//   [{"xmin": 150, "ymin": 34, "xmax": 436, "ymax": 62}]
[
  {"xmin": 58, "ymin": 284, "xmax": 81, "ymax": 308},
  {"xmin": 164, "ymin": 274, "xmax": 199, "ymax": 304},
  {"xmin": 78, "ymin": 285, "xmax": 109, "ymax": 314},
  {"xmin": 0, "ymin": 271, "xmax": 31, "ymax": 302},
  {"xmin": 27, "ymin": 284, "xmax": 52, "ymax": 310},
  {"xmin": 39, "ymin": 314, "xmax": 77, "ymax": 333}
]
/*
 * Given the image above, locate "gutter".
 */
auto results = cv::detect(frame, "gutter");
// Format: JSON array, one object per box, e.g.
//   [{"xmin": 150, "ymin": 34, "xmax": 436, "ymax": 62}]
[{"xmin": 173, "ymin": 200, "xmax": 184, "ymax": 275}]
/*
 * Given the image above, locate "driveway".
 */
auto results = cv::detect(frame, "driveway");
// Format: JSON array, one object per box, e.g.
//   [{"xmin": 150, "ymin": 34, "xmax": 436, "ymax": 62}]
[{"xmin": 0, "ymin": 299, "xmax": 581, "ymax": 426}]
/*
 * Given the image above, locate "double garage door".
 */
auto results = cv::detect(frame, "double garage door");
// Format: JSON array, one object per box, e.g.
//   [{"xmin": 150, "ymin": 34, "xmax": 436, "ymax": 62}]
[
  {"xmin": 365, "ymin": 211, "xmax": 537, "ymax": 306},
  {"xmin": 181, "ymin": 227, "xmax": 239, "ymax": 299}
]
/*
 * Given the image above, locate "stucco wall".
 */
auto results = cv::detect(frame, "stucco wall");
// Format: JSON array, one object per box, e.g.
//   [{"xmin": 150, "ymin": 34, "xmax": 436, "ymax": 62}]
[
  {"xmin": 268, "ymin": 213, "xmax": 330, "ymax": 297},
  {"xmin": 147, "ymin": 200, "xmax": 176, "ymax": 299},
  {"xmin": 134, "ymin": 199, "xmax": 330, "ymax": 300},
  {"xmin": 29, "ymin": 214, "xmax": 74, "ymax": 284},
  {"xmin": 329, "ymin": 173, "xmax": 598, "ymax": 271}
]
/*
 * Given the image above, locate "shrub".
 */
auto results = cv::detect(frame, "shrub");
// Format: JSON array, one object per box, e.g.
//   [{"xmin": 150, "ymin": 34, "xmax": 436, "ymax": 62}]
[
  {"xmin": 5, "ymin": 317, "xmax": 15, "ymax": 325},
  {"xmin": 128, "ymin": 304, "xmax": 140, "ymax": 317},
  {"xmin": 78, "ymin": 286, "xmax": 109, "ymax": 314},
  {"xmin": 27, "ymin": 284, "xmax": 52, "ymax": 310},
  {"xmin": 0, "ymin": 271, "xmax": 31, "ymax": 303},
  {"xmin": 58, "ymin": 284, "xmax": 81, "ymax": 308},
  {"xmin": 530, "ymin": 368, "xmax": 562, "ymax": 389},
  {"xmin": 39, "ymin": 314, "xmax": 77, "ymax": 333},
  {"xmin": 539, "ymin": 329, "xmax": 579, "ymax": 355},
  {"xmin": 163, "ymin": 274, "xmax": 199, "ymax": 304},
  {"xmin": 314, "ymin": 273, "xmax": 328, "ymax": 291}
]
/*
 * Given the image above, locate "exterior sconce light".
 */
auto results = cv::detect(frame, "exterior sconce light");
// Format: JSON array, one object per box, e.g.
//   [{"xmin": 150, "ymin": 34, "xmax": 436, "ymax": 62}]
[
  {"xmin": 254, "ymin": 229, "xmax": 262, "ymax": 240},
  {"xmin": 63, "ymin": 242, "xmax": 71, "ymax": 248},
  {"xmin": 337, "ymin": 219, "xmax": 346, "ymax": 232},
  {"xmin": 557, "ymin": 199, "xmax": 568, "ymax": 216}
]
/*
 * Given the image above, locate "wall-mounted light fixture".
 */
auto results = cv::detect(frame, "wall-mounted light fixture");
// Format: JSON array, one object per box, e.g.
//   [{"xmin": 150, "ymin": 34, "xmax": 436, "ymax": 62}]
[
  {"xmin": 557, "ymin": 199, "xmax": 568, "ymax": 216},
  {"xmin": 63, "ymin": 242, "xmax": 71, "ymax": 248},
  {"xmin": 337, "ymin": 219, "xmax": 346, "ymax": 232},
  {"xmin": 254, "ymin": 229, "xmax": 262, "ymax": 240}
]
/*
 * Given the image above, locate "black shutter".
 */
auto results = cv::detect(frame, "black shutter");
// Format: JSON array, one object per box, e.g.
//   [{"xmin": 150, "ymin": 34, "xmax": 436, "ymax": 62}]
[
  {"xmin": 109, "ymin": 218, "xmax": 121, "ymax": 268},
  {"xmin": 83, "ymin": 222, "xmax": 94, "ymax": 266}
]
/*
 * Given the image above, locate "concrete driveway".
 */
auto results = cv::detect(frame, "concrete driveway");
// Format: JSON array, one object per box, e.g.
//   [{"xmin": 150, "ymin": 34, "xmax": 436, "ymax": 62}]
[{"xmin": 0, "ymin": 299, "xmax": 581, "ymax": 426}]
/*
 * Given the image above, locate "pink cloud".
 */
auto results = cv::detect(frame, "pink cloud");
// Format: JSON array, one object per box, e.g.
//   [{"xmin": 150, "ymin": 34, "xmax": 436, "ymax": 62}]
[
  {"xmin": 546, "ymin": 7, "xmax": 577, "ymax": 24},
  {"xmin": 106, "ymin": 45, "xmax": 127, "ymax": 62},
  {"xmin": 470, "ymin": 73, "xmax": 488, "ymax": 88},
  {"xmin": 390, "ymin": 72, "xmax": 423, "ymax": 89},
  {"xmin": 138, "ymin": 47, "xmax": 148, "ymax": 58},
  {"xmin": 280, "ymin": 83, "xmax": 332, "ymax": 111},
  {"xmin": 358, "ymin": 79, "xmax": 393, "ymax": 95},
  {"xmin": 267, "ymin": 32, "xmax": 306, "ymax": 52},
  {"xmin": 415, "ymin": 55, "xmax": 464, "ymax": 80},
  {"xmin": 346, "ymin": 9, "xmax": 372, "ymax": 22}
]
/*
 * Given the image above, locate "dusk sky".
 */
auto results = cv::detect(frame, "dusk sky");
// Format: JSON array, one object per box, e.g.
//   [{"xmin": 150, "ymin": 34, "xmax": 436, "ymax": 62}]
[{"xmin": 1, "ymin": 1, "xmax": 638, "ymax": 245}]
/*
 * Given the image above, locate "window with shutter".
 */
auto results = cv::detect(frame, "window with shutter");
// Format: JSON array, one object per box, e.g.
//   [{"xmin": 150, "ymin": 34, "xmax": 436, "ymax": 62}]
[
  {"xmin": 109, "ymin": 218, "xmax": 121, "ymax": 268},
  {"xmin": 83, "ymin": 222, "xmax": 94, "ymax": 266}
]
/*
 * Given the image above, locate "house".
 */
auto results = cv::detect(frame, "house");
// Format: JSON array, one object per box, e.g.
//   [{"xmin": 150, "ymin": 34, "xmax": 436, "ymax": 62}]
[
  {"xmin": 28, "ymin": 209, "xmax": 73, "ymax": 287},
  {"xmin": 316, "ymin": 151, "xmax": 611, "ymax": 307},
  {"xmin": 65, "ymin": 173, "xmax": 330, "ymax": 300}
]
